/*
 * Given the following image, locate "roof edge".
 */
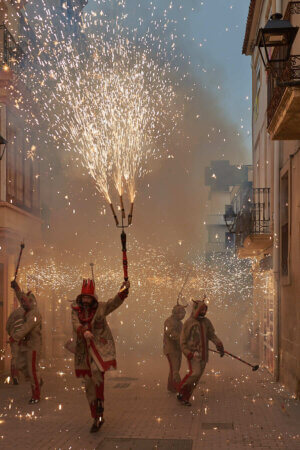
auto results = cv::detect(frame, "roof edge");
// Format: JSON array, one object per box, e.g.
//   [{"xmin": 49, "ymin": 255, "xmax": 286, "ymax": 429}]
[{"xmin": 243, "ymin": 0, "xmax": 262, "ymax": 55}]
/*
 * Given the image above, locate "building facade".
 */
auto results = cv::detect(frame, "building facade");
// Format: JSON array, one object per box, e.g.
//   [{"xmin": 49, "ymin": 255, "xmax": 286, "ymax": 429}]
[
  {"xmin": 0, "ymin": 0, "xmax": 42, "ymax": 372},
  {"xmin": 242, "ymin": 0, "xmax": 300, "ymax": 396},
  {"xmin": 204, "ymin": 160, "xmax": 251, "ymax": 256},
  {"xmin": 0, "ymin": 0, "xmax": 87, "ymax": 372}
]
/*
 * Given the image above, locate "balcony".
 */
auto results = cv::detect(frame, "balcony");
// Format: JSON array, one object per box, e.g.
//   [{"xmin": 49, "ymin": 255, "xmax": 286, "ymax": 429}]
[
  {"xmin": 0, "ymin": 202, "xmax": 42, "ymax": 253},
  {"xmin": 0, "ymin": 24, "xmax": 34, "ymax": 108},
  {"xmin": 0, "ymin": 24, "xmax": 25, "ymax": 71},
  {"xmin": 267, "ymin": 2, "xmax": 300, "ymax": 140},
  {"xmin": 236, "ymin": 188, "xmax": 273, "ymax": 258}
]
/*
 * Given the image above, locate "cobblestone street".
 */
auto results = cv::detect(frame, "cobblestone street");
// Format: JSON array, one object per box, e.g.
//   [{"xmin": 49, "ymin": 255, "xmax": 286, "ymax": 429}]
[{"xmin": 0, "ymin": 352, "xmax": 299, "ymax": 449}]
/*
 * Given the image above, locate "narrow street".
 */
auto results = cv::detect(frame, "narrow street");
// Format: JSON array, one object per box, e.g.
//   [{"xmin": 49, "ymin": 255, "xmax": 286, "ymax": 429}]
[
  {"xmin": 1, "ymin": 352, "xmax": 299, "ymax": 449},
  {"xmin": 0, "ymin": 2, "xmax": 299, "ymax": 449}
]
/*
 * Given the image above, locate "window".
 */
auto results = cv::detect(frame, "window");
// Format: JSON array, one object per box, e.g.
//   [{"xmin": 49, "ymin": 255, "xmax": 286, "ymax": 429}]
[
  {"xmin": 255, "ymin": 60, "xmax": 261, "ymax": 96},
  {"xmin": 6, "ymin": 112, "xmax": 40, "ymax": 215},
  {"xmin": 254, "ymin": 60, "xmax": 261, "ymax": 121}
]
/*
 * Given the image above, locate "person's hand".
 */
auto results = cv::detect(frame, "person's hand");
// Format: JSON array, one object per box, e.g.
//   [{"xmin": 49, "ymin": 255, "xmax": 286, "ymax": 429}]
[
  {"xmin": 194, "ymin": 351, "xmax": 200, "ymax": 359},
  {"xmin": 118, "ymin": 280, "xmax": 130, "ymax": 299},
  {"xmin": 216, "ymin": 342, "xmax": 224, "ymax": 357},
  {"xmin": 122, "ymin": 281, "xmax": 130, "ymax": 290},
  {"xmin": 187, "ymin": 352, "xmax": 194, "ymax": 360},
  {"xmin": 83, "ymin": 330, "xmax": 94, "ymax": 340},
  {"xmin": 11, "ymin": 280, "xmax": 18, "ymax": 290}
]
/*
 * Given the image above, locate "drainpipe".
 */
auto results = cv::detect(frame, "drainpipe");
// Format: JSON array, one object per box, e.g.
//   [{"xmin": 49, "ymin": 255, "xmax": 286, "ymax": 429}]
[{"xmin": 273, "ymin": 0, "xmax": 282, "ymax": 383}]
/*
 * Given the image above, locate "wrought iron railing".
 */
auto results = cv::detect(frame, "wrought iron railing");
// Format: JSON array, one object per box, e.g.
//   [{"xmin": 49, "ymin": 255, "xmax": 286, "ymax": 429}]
[
  {"xmin": 284, "ymin": 1, "xmax": 300, "ymax": 19},
  {"xmin": 235, "ymin": 188, "xmax": 271, "ymax": 248},
  {"xmin": 0, "ymin": 24, "xmax": 25, "ymax": 69},
  {"xmin": 267, "ymin": 55, "xmax": 300, "ymax": 126},
  {"xmin": 252, "ymin": 188, "xmax": 271, "ymax": 233},
  {"xmin": 267, "ymin": 2, "xmax": 300, "ymax": 126}
]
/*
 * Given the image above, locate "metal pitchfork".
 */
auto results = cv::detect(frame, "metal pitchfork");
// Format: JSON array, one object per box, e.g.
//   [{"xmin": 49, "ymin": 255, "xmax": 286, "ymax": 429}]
[{"xmin": 109, "ymin": 196, "xmax": 133, "ymax": 281}]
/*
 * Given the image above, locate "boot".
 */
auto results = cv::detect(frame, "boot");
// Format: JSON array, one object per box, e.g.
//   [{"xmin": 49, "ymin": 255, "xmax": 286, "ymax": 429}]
[
  {"xmin": 90, "ymin": 416, "xmax": 104, "ymax": 433},
  {"xmin": 29, "ymin": 385, "xmax": 40, "ymax": 404},
  {"xmin": 177, "ymin": 393, "xmax": 191, "ymax": 407},
  {"xmin": 12, "ymin": 377, "xmax": 19, "ymax": 385}
]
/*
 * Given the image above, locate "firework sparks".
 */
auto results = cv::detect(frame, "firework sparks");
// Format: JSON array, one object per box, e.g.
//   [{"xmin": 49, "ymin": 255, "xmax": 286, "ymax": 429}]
[{"xmin": 16, "ymin": 4, "xmax": 181, "ymax": 207}]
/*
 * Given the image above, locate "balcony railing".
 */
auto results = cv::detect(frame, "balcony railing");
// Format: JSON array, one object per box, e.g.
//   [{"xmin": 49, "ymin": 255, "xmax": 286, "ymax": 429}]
[
  {"xmin": 284, "ymin": 1, "xmax": 300, "ymax": 19},
  {"xmin": 267, "ymin": 55, "xmax": 300, "ymax": 127},
  {"xmin": 235, "ymin": 188, "xmax": 271, "ymax": 248},
  {"xmin": 252, "ymin": 188, "xmax": 271, "ymax": 233},
  {"xmin": 0, "ymin": 24, "xmax": 25, "ymax": 70},
  {"xmin": 267, "ymin": 2, "xmax": 300, "ymax": 127}
]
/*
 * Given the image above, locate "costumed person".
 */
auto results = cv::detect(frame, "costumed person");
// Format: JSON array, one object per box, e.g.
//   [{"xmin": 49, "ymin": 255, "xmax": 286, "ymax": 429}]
[
  {"xmin": 71, "ymin": 278, "xmax": 130, "ymax": 433},
  {"xmin": 163, "ymin": 300, "xmax": 187, "ymax": 392},
  {"xmin": 6, "ymin": 304, "xmax": 25, "ymax": 385},
  {"xmin": 177, "ymin": 296, "xmax": 224, "ymax": 406},
  {"xmin": 10, "ymin": 280, "xmax": 43, "ymax": 403}
]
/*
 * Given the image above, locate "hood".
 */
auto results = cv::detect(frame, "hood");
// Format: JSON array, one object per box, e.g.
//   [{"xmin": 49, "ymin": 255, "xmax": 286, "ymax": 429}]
[
  {"xmin": 191, "ymin": 299, "xmax": 208, "ymax": 319},
  {"xmin": 76, "ymin": 293, "xmax": 98, "ymax": 308},
  {"xmin": 21, "ymin": 291, "xmax": 37, "ymax": 311},
  {"xmin": 172, "ymin": 304, "xmax": 186, "ymax": 319}
]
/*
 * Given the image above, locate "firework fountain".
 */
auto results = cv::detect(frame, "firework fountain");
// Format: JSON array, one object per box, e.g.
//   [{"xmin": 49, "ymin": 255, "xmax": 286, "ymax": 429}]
[{"xmin": 13, "ymin": 3, "xmax": 181, "ymax": 282}]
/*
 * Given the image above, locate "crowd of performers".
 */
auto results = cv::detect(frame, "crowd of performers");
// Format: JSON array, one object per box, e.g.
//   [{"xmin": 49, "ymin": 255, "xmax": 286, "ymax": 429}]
[{"xmin": 6, "ymin": 278, "xmax": 224, "ymax": 433}]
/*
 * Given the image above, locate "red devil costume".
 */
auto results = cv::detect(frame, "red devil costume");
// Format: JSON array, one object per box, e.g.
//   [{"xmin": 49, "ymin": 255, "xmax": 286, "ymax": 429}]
[
  {"xmin": 163, "ymin": 304, "xmax": 186, "ymax": 392},
  {"xmin": 6, "ymin": 306, "xmax": 25, "ymax": 384},
  {"xmin": 177, "ymin": 298, "xmax": 224, "ymax": 406},
  {"xmin": 71, "ymin": 278, "xmax": 129, "ymax": 433},
  {"xmin": 10, "ymin": 280, "xmax": 42, "ymax": 403}
]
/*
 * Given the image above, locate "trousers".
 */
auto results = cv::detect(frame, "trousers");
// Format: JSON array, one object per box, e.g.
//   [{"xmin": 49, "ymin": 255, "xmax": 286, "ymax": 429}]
[
  {"xmin": 166, "ymin": 352, "xmax": 182, "ymax": 392},
  {"xmin": 83, "ymin": 359, "xmax": 105, "ymax": 419},
  {"xmin": 10, "ymin": 342, "xmax": 20, "ymax": 380},
  {"xmin": 17, "ymin": 350, "xmax": 41, "ymax": 400},
  {"xmin": 179, "ymin": 355, "xmax": 206, "ymax": 401}
]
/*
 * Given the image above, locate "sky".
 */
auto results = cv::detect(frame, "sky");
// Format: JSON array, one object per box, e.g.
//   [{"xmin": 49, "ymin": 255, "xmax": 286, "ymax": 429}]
[{"xmin": 84, "ymin": 0, "xmax": 252, "ymax": 150}]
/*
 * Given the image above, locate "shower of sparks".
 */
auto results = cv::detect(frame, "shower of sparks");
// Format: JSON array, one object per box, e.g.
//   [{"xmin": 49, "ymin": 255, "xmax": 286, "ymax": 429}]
[
  {"xmin": 15, "ymin": 2, "xmax": 181, "ymax": 204},
  {"xmin": 15, "ymin": 242, "xmax": 253, "ymax": 354}
]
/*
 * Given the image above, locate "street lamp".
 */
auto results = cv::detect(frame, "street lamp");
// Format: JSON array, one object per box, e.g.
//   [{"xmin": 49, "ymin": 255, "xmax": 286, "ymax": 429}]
[
  {"xmin": 224, "ymin": 205, "xmax": 237, "ymax": 233},
  {"xmin": 256, "ymin": 13, "xmax": 298, "ymax": 69},
  {"xmin": 0, "ymin": 134, "xmax": 8, "ymax": 161}
]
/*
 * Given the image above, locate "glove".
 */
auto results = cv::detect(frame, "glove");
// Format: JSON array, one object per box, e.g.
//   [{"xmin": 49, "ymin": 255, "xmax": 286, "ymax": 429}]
[
  {"xmin": 216, "ymin": 342, "xmax": 224, "ymax": 357},
  {"xmin": 11, "ymin": 280, "xmax": 18, "ymax": 290},
  {"xmin": 118, "ymin": 281, "xmax": 130, "ymax": 300},
  {"xmin": 187, "ymin": 352, "xmax": 194, "ymax": 360}
]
